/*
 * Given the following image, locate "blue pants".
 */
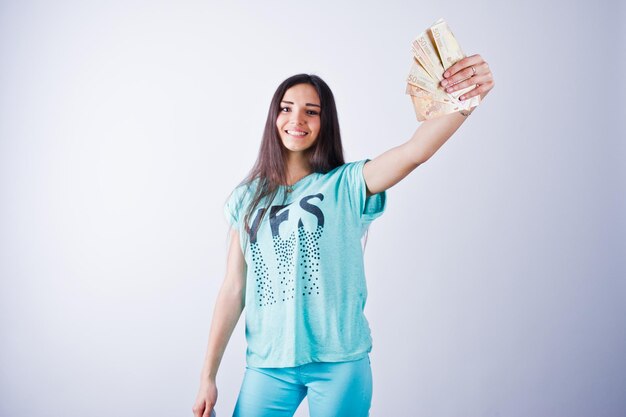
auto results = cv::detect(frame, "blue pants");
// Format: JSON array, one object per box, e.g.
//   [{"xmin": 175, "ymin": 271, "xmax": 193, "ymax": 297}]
[{"xmin": 232, "ymin": 355, "xmax": 372, "ymax": 417}]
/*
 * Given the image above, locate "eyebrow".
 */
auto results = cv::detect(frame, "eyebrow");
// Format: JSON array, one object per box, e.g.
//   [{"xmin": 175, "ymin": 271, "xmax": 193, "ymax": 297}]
[{"xmin": 281, "ymin": 100, "xmax": 321, "ymax": 108}]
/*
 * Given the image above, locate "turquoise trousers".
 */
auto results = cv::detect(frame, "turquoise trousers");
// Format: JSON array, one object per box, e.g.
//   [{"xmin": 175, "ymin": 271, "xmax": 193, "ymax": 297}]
[{"xmin": 232, "ymin": 354, "xmax": 372, "ymax": 417}]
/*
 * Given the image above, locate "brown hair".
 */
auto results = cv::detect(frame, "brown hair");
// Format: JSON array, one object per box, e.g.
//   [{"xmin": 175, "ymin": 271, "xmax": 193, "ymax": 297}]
[{"xmin": 226, "ymin": 74, "xmax": 346, "ymax": 251}]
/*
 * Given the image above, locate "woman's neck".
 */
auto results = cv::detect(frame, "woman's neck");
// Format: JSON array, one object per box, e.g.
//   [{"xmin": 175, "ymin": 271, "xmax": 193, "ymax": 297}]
[{"xmin": 284, "ymin": 154, "xmax": 312, "ymax": 185}]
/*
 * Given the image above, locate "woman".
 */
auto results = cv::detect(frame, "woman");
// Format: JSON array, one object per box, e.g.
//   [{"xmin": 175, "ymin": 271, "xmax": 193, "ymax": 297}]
[{"xmin": 193, "ymin": 55, "xmax": 495, "ymax": 417}]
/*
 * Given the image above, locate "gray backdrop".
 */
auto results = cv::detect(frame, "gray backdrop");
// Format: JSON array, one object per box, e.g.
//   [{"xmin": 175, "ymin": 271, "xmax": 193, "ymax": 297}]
[{"xmin": 1, "ymin": 0, "xmax": 624, "ymax": 416}]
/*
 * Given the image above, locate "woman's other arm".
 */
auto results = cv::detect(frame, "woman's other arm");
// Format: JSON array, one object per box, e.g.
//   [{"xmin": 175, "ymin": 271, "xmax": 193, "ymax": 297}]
[
  {"xmin": 192, "ymin": 228, "xmax": 246, "ymax": 417},
  {"xmin": 363, "ymin": 54, "xmax": 495, "ymax": 197}
]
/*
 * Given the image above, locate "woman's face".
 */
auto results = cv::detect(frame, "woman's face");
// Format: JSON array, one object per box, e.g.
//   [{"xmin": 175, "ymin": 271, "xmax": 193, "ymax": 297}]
[{"xmin": 276, "ymin": 83, "xmax": 321, "ymax": 155}]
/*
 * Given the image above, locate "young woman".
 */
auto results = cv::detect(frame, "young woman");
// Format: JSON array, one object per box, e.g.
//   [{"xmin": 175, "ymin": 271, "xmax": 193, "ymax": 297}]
[{"xmin": 193, "ymin": 55, "xmax": 495, "ymax": 417}]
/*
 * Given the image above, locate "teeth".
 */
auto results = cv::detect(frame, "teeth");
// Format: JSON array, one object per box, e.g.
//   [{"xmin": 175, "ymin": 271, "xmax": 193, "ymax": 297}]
[{"xmin": 287, "ymin": 130, "xmax": 307, "ymax": 136}]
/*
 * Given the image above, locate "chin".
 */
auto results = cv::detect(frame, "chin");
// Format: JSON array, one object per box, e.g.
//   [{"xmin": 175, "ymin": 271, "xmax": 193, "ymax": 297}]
[
  {"xmin": 281, "ymin": 139, "xmax": 316, "ymax": 153},
  {"xmin": 284, "ymin": 146, "xmax": 314, "ymax": 154}
]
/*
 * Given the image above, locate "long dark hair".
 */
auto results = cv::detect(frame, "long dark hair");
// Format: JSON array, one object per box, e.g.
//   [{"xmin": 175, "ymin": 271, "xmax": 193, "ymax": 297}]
[{"xmin": 226, "ymin": 74, "xmax": 347, "ymax": 250}]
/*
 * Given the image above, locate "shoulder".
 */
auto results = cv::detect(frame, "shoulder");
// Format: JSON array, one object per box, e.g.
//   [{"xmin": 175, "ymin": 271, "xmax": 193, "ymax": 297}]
[
  {"xmin": 226, "ymin": 178, "xmax": 258, "ymax": 206},
  {"xmin": 329, "ymin": 159, "xmax": 371, "ymax": 187},
  {"xmin": 325, "ymin": 159, "xmax": 369, "ymax": 178}
]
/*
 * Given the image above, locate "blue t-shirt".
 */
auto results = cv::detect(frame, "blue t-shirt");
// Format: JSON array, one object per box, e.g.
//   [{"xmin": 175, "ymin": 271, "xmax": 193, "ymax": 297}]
[{"xmin": 223, "ymin": 158, "xmax": 387, "ymax": 367}]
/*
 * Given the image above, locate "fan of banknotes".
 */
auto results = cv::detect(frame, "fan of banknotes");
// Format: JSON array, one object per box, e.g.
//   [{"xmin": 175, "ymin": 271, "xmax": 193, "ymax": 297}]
[{"xmin": 406, "ymin": 18, "xmax": 480, "ymax": 121}]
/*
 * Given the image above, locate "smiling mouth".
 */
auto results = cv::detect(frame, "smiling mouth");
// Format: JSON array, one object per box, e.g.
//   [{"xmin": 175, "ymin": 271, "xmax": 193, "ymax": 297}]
[{"xmin": 285, "ymin": 130, "xmax": 308, "ymax": 137}]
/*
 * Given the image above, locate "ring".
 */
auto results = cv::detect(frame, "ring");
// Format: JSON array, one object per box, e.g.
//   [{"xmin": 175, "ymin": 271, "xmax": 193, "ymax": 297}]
[{"xmin": 471, "ymin": 66, "xmax": 476, "ymax": 76}]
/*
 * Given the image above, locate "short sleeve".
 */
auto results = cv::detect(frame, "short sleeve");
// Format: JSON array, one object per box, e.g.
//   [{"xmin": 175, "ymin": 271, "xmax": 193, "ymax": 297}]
[
  {"xmin": 224, "ymin": 187, "xmax": 245, "ymax": 230},
  {"xmin": 344, "ymin": 158, "xmax": 387, "ymax": 223}
]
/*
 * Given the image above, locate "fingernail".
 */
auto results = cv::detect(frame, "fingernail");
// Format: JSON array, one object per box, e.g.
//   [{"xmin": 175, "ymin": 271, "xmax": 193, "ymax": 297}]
[
  {"xmin": 444, "ymin": 71, "xmax": 450, "ymax": 78},
  {"xmin": 441, "ymin": 80, "xmax": 448, "ymax": 87}
]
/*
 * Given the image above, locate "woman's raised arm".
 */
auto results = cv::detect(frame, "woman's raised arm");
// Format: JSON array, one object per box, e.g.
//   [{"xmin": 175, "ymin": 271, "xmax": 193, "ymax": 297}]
[{"xmin": 363, "ymin": 54, "xmax": 495, "ymax": 197}]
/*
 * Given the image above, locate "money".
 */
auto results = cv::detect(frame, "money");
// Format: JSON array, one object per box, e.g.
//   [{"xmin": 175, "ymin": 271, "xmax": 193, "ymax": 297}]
[
  {"xmin": 406, "ymin": 83, "xmax": 475, "ymax": 121},
  {"xmin": 411, "ymin": 30, "xmax": 445, "ymax": 81},
  {"xmin": 406, "ymin": 58, "xmax": 440, "ymax": 95},
  {"xmin": 431, "ymin": 19, "xmax": 476, "ymax": 101},
  {"xmin": 430, "ymin": 20, "xmax": 465, "ymax": 71},
  {"xmin": 406, "ymin": 19, "xmax": 480, "ymax": 121},
  {"xmin": 408, "ymin": 87, "xmax": 465, "ymax": 122},
  {"xmin": 405, "ymin": 84, "xmax": 456, "ymax": 106}
]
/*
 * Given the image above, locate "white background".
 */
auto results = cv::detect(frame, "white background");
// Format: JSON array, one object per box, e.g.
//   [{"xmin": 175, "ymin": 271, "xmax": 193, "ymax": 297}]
[{"xmin": 1, "ymin": 1, "xmax": 624, "ymax": 416}]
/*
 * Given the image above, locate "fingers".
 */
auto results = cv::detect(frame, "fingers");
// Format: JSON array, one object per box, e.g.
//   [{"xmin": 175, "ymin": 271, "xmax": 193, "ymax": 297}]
[
  {"xmin": 443, "ymin": 54, "xmax": 484, "ymax": 79},
  {"xmin": 192, "ymin": 404, "xmax": 203, "ymax": 417},
  {"xmin": 459, "ymin": 80, "xmax": 494, "ymax": 101},
  {"xmin": 192, "ymin": 401, "xmax": 215, "ymax": 417},
  {"xmin": 443, "ymin": 73, "xmax": 490, "ymax": 94},
  {"xmin": 438, "ymin": 53, "xmax": 495, "ymax": 101},
  {"xmin": 441, "ymin": 56, "xmax": 488, "ymax": 88}
]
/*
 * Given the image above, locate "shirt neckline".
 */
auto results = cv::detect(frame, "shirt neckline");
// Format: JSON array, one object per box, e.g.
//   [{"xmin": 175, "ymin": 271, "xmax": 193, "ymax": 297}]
[{"xmin": 280, "ymin": 172, "xmax": 317, "ymax": 193}]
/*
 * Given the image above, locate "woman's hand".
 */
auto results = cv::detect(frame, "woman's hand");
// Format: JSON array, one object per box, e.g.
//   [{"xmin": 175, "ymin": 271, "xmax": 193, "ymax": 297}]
[
  {"xmin": 439, "ymin": 54, "xmax": 495, "ymax": 102},
  {"xmin": 192, "ymin": 379, "xmax": 218, "ymax": 417}
]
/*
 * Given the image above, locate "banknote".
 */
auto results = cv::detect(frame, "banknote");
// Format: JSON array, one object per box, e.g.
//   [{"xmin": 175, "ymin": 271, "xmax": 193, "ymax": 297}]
[
  {"xmin": 409, "ymin": 94, "xmax": 463, "ymax": 122},
  {"xmin": 411, "ymin": 30, "xmax": 445, "ymax": 81},
  {"xmin": 430, "ymin": 19, "xmax": 465, "ymax": 71},
  {"xmin": 407, "ymin": 86, "xmax": 466, "ymax": 122},
  {"xmin": 406, "ymin": 18, "xmax": 481, "ymax": 121},
  {"xmin": 405, "ymin": 83, "xmax": 458, "ymax": 106},
  {"xmin": 405, "ymin": 82, "xmax": 475, "ymax": 111},
  {"xmin": 430, "ymin": 19, "xmax": 476, "ymax": 100},
  {"xmin": 406, "ymin": 58, "xmax": 440, "ymax": 95}
]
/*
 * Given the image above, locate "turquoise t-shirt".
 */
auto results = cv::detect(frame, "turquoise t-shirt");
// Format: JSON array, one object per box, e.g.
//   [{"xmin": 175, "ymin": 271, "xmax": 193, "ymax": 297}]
[{"xmin": 223, "ymin": 158, "xmax": 387, "ymax": 367}]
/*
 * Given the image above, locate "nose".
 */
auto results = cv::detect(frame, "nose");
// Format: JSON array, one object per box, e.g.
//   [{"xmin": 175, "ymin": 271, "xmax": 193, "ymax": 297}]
[{"xmin": 289, "ymin": 109, "xmax": 306, "ymax": 125}]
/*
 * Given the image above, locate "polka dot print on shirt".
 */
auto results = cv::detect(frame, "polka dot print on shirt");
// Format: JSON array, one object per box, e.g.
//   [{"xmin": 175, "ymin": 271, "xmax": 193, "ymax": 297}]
[
  {"xmin": 274, "ymin": 230, "xmax": 296, "ymax": 302},
  {"xmin": 253, "ymin": 223, "xmax": 324, "ymax": 307},
  {"xmin": 299, "ymin": 224, "xmax": 323, "ymax": 297},
  {"xmin": 251, "ymin": 242, "xmax": 275, "ymax": 307}
]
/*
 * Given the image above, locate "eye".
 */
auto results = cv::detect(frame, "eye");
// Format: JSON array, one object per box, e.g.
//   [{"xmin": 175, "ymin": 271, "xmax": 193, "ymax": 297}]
[
  {"xmin": 280, "ymin": 106, "xmax": 291, "ymax": 112},
  {"xmin": 306, "ymin": 110, "xmax": 320, "ymax": 116}
]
